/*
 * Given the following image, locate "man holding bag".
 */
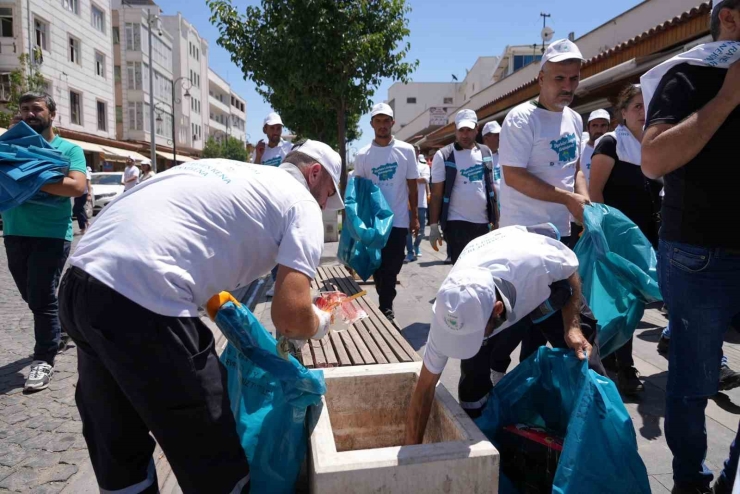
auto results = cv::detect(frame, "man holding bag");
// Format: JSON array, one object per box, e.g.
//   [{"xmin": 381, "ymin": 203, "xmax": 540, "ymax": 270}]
[{"xmin": 58, "ymin": 141, "xmax": 343, "ymax": 494}]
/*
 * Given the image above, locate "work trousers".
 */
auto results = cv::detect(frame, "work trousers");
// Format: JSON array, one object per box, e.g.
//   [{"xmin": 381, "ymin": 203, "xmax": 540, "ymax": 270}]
[
  {"xmin": 374, "ymin": 227, "xmax": 408, "ymax": 313},
  {"xmin": 444, "ymin": 220, "xmax": 489, "ymax": 264}
]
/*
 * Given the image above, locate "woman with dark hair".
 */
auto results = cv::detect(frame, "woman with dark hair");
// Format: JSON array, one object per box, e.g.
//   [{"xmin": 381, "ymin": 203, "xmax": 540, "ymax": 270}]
[{"xmin": 589, "ymin": 83, "xmax": 662, "ymax": 395}]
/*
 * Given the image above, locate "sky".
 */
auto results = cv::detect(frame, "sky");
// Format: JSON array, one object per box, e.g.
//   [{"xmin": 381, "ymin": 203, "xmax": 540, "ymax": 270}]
[{"xmin": 154, "ymin": 0, "xmax": 643, "ymax": 153}]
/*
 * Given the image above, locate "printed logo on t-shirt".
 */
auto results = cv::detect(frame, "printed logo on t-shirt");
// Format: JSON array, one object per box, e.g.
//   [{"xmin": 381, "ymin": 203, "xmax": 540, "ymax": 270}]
[
  {"xmin": 493, "ymin": 166, "xmax": 501, "ymax": 181},
  {"xmin": 262, "ymin": 156, "xmax": 282, "ymax": 167},
  {"xmin": 371, "ymin": 162, "xmax": 398, "ymax": 181},
  {"xmin": 549, "ymin": 133, "xmax": 578, "ymax": 165},
  {"xmin": 460, "ymin": 164, "xmax": 485, "ymax": 183}
]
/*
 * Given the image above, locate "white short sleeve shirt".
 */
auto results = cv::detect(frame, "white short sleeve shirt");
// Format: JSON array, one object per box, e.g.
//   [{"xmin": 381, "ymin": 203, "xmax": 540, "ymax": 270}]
[
  {"xmin": 261, "ymin": 140, "xmax": 293, "ymax": 167},
  {"xmin": 354, "ymin": 139, "xmax": 419, "ymax": 228},
  {"xmin": 417, "ymin": 161, "xmax": 430, "ymax": 209},
  {"xmin": 69, "ymin": 160, "xmax": 324, "ymax": 317},
  {"xmin": 431, "ymin": 146, "xmax": 488, "ymax": 224},
  {"xmin": 123, "ymin": 165, "xmax": 140, "ymax": 191},
  {"xmin": 580, "ymin": 141, "xmax": 595, "ymax": 184},
  {"xmin": 498, "ymin": 102, "xmax": 583, "ymax": 236},
  {"xmin": 422, "ymin": 226, "xmax": 580, "ymax": 374}
]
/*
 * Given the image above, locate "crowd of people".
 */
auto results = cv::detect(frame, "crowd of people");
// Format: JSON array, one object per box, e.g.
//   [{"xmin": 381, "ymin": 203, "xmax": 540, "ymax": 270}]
[{"xmin": 1, "ymin": 1, "xmax": 739, "ymax": 493}]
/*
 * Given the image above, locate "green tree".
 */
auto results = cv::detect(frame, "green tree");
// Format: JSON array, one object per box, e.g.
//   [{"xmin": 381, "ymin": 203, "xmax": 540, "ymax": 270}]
[
  {"xmin": 202, "ymin": 136, "xmax": 249, "ymax": 162},
  {"xmin": 0, "ymin": 54, "xmax": 47, "ymax": 128},
  {"xmin": 207, "ymin": 0, "xmax": 417, "ymax": 195}
]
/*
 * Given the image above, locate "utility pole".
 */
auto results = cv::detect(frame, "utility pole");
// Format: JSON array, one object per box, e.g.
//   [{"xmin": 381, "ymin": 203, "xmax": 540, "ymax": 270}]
[
  {"xmin": 147, "ymin": 9, "xmax": 157, "ymax": 172},
  {"xmin": 540, "ymin": 12, "xmax": 551, "ymax": 54}
]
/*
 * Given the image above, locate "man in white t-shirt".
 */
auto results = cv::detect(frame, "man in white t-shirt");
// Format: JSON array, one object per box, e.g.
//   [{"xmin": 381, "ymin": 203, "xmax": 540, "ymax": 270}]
[
  {"xmin": 254, "ymin": 112, "xmax": 293, "ymax": 167},
  {"xmin": 405, "ymin": 148, "xmax": 430, "ymax": 261},
  {"xmin": 499, "ymin": 39, "xmax": 591, "ymax": 247},
  {"xmin": 122, "ymin": 158, "xmax": 140, "ymax": 191},
  {"xmin": 404, "ymin": 226, "xmax": 594, "ymax": 444},
  {"xmin": 58, "ymin": 140, "xmax": 343, "ymax": 494},
  {"xmin": 481, "ymin": 121, "xmax": 502, "ymax": 211},
  {"xmin": 580, "ymin": 109, "xmax": 611, "ymax": 184},
  {"xmin": 354, "ymin": 103, "xmax": 419, "ymax": 320},
  {"xmin": 429, "ymin": 109, "xmax": 498, "ymax": 264}
]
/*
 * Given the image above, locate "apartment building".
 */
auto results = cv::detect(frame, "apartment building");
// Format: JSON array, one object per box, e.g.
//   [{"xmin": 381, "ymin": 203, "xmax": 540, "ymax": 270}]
[
  {"xmin": 207, "ymin": 67, "xmax": 246, "ymax": 144},
  {"xmin": 0, "ymin": 0, "xmax": 116, "ymax": 140}
]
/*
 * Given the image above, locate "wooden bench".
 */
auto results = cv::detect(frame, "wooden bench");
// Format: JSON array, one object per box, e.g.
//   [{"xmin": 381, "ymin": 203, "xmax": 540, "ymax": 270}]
[{"xmin": 300, "ymin": 265, "xmax": 421, "ymax": 369}]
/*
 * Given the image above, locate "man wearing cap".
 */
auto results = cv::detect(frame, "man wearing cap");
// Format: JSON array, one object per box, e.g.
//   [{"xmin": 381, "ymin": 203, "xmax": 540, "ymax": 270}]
[
  {"xmin": 428, "ymin": 109, "xmax": 499, "ymax": 264},
  {"xmin": 354, "ymin": 103, "xmax": 419, "ymax": 320},
  {"xmin": 481, "ymin": 121, "xmax": 503, "ymax": 211},
  {"xmin": 499, "ymin": 39, "xmax": 590, "ymax": 248},
  {"xmin": 640, "ymin": 2, "xmax": 740, "ymax": 492},
  {"xmin": 404, "ymin": 225, "xmax": 593, "ymax": 444},
  {"xmin": 57, "ymin": 141, "xmax": 343, "ymax": 494},
  {"xmin": 254, "ymin": 112, "xmax": 293, "ymax": 167},
  {"xmin": 122, "ymin": 157, "xmax": 140, "ymax": 192},
  {"xmin": 581, "ymin": 109, "xmax": 611, "ymax": 184}
]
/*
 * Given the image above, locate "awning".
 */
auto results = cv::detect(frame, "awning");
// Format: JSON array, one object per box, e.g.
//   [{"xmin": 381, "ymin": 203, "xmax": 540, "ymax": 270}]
[
  {"xmin": 101, "ymin": 146, "xmax": 150, "ymax": 162},
  {"xmin": 156, "ymin": 150, "xmax": 194, "ymax": 162},
  {"xmin": 66, "ymin": 138, "xmax": 107, "ymax": 154}
]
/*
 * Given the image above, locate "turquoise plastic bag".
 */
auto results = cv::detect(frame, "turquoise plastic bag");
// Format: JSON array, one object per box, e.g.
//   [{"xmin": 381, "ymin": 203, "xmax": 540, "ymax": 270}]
[
  {"xmin": 574, "ymin": 204, "xmax": 662, "ymax": 357},
  {"xmin": 476, "ymin": 347, "xmax": 650, "ymax": 494},
  {"xmin": 214, "ymin": 300, "xmax": 326, "ymax": 494},
  {"xmin": 337, "ymin": 176, "xmax": 394, "ymax": 281}
]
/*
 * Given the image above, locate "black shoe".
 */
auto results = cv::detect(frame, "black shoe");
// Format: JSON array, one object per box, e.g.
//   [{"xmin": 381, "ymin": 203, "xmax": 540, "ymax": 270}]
[
  {"xmin": 718, "ymin": 364, "xmax": 740, "ymax": 391},
  {"xmin": 381, "ymin": 308, "xmax": 395, "ymax": 321},
  {"xmin": 618, "ymin": 366, "xmax": 645, "ymax": 394},
  {"xmin": 712, "ymin": 476, "xmax": 732, "ymax": 494},
  {"xmin": 657, "ymin": 334, "xmax": 670, "ymax": 355}
]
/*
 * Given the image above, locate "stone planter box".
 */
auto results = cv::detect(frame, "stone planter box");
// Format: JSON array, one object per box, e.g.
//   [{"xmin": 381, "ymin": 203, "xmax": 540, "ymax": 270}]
[{"xmin": 308, "ymin": 363, "xmax": 499, "ymax": 493}]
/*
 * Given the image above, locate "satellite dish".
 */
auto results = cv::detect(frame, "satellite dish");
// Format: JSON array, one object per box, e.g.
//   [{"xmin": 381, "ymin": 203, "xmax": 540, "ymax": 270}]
[{"xmin": 541, "ymin": 26, "xmax": 555, "ymax": 42}]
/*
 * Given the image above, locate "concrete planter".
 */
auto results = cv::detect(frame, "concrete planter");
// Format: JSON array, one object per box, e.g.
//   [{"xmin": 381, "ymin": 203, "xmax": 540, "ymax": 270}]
[{"xmin": 308, "ymin": 363, "xmax": 499, "ymax": 493}]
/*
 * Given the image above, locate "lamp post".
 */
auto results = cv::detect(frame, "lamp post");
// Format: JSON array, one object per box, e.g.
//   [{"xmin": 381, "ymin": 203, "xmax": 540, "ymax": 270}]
[
  {"xmin": 146, "ymin": 9, "xmax": 158, "ymax": 171},
  {"xmin": 154, "ymin": 78, "xmax": 192, "ymax": 167}
]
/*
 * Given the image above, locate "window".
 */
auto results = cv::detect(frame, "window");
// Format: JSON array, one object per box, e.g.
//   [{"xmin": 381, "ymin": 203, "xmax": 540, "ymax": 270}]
[
  {"xmin": 406, "ymin": 97, "xmax": 416, "ymax": 104},
  {"xmin": 91, "ymin": 5, "xmax": 105, "ymax": 33},
  {"xmin": 153, "ymin": 71, "xmax": 172, "ymax": 102},
  {"xmin": 70, "ymin": 91, "xmax": 81, "ymax": 125},
  {"xmin": 114, "ymin": 65, "xmax": 121, "ymax": 83},
  {"xmin": 69, "ymin": 36, "xmax": 81, "ymax": 65},
  {"xmin": 112, "ymin": 26, "xmax": 119, "ymax": 44},
  {"xmin": 126, "ymin": 62, "xmax": 142, "ymax": 90},
  {"xmin": 513, "ymin": 54, "xmax": 542, "ymax": 72},
  {"xmin": 128, "ymin": 101, "xmax": 144, "ymax": 131},
  {"xmin": 444, "ymin": 97, "xmax": 453, "ymax": 104},
  {"xmin": 145, "ymin": 27, "xmax": 171, "ymax": 69},
  {"xmin": 0, "ymin": 8, "xmax": 13, "ymax": 38},
  {"xmin": 62, "ymin": 0, "xmax": 78, "ymax": 15},
  {"xmin": 95, "ymin": 52, "xmax": 105, "ymax": 78},
  {"xmin": 34, "ymin": 18, "xmax": 48, "ymax": 51},
  {"xmin": 97, "ymin": 101, "xmax": 106, "ymax": 131},
  {"xmin": 125, "ymin": 23, "xmax": 141, "ymax": 51}
]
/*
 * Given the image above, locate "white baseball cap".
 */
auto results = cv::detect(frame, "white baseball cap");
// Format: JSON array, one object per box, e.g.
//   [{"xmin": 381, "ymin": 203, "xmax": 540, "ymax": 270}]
[
  {"xmin": 588, "ymin": 109, "xmax": 611, "ymax": 123},
  {"xmin": 429, "ymin": 268, "xmax": 497, "ymax": 360},
  {"xmin": 540, "ymin": 39, "xmax": 584, "ymax": 69},
  {"xmin": 482, "ymin": 121, "xmax": 502, "ymax": 136},
  {"xmin": 418, "ymin": 154, "xmax": 427, "ymax": 164},
  {"xmin": 294, "ymin": 139, "xmax": 344, "ymax": 210},
  {"xmin": 263, "ymin": 112, "xmax": 283, "ymax": 126},
  {"xmin": 455, "ymin": 109, "xmax": 478, "ymax": 130},
  {"xmin": 370, "ymin": 103, "xmax": 394, "ymax": 119}
]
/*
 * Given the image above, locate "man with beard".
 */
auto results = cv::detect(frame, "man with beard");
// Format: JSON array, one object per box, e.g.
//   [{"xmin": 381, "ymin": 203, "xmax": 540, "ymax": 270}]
[
  {"xmin": 354, "ymin": 103, "xmax": 419, "ymax": 320},
  {"xmin": 59, "ymin": 141, "xmax": 343, "ymax": 493},
  {"xmin": 254, "ymin": 112, "xmax": 293, "ymax": 167},
  {"xmin": 404, "ymin": 225, "xmax": 594, "ymax": 442},
  {"xmin": 1, "ymin": 92, "xmax": 87, "ymax": 392},
  {"xmin": 499, "ymin": 39, "xmax": 591, "ymax": 248},
  {"xmin": 580, "ymin": 109, "xmax": 611, "ymax": 184}
]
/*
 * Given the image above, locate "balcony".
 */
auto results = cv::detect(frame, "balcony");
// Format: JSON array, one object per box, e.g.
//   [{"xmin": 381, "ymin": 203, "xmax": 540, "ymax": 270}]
[{"xmin": 209, "ymin": 95, "xmax": 229, "ymax": 114}]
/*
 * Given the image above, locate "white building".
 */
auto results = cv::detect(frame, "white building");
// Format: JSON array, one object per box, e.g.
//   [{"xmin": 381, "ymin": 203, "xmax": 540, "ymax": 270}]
[
  {"xmin": 161, "ymin": 13, "xmax": 208, "ymax": 154},
  {"xmin": 207, "ymin": 67, "xmax": 246, "ymax": 144},
  {"xmin": 0, "ymin": 0, "xmax": 116, "ymax": 140}
]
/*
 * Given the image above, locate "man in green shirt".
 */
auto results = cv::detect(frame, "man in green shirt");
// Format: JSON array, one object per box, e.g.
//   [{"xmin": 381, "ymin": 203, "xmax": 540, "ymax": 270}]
[{"xmin": 1, "ymin": 92, "xmax": 87, "ymax": 392}]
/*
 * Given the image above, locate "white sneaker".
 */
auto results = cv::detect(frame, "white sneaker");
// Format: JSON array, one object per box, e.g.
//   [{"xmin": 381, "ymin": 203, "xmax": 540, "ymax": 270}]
[
  {"xmin": 491, "ymin": 370, "xmax": 506, "ymax": 386},
  {"xmin": 266, "ymin": 286, "xmax": 275, "ymax": 298},
  {"xmin": 25, "ymin": 361, "xmax": 53, "ymax": 392}
]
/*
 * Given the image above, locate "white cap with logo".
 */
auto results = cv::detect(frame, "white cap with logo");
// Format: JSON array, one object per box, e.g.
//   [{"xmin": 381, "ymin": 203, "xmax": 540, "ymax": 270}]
[
  {"xmin": 540, "ymin": 39, "xmax": 584, "ymax": 69},
  {"xmin": 429, "ymin": 267, "xmax": 497, "ymax": 360},
  {"xmin": 482, "ymin": 121, "xmax": 502, "ymax": 136},
  {"xmin": 294, "ymin": 139, "xmax": 344, "ymax": 210},
  {"xmin": 455, "ymin": 109, "xmax": 478, "ymax": 130},
  {"xmin": 264, "ymin": 112, "xmax": 284, "ymax": 126},
  {"xmin": 588, "ymin": 109, "xmax": 611, "ymax": 123},
  {"xmin": 370, "ymin": 103, "xmax": 394, "ymax": 119}
]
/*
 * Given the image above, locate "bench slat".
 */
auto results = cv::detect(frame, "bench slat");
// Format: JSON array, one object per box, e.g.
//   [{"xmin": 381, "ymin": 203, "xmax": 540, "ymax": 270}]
[
  {"xmin": 310, "ymin": 339, "xmax": 327, "ymax": 368},
  {"xmin": 330, "ymin": 331, "xmax": 352, "ymax": 366},
  {"xmin": 339, "ymin": 330, "xmax": 364, "ymax": 365},
  {"xmin": 299, "ymin": 341, "xmax": 314, "ymax": 369},
  {"xmin": 320, "ymin": 334, "xmax": 338, "ymax": 367}
]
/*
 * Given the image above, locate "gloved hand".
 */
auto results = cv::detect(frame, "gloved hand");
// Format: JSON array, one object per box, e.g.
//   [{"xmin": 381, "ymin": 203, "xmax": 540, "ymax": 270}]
[
  {"xmin": 429, "ymin": 223, "xmax": 443, "ymax": 251},
  {"xmin": 312, "ymin": 304, "xmax": 333, "ymax": 340}
]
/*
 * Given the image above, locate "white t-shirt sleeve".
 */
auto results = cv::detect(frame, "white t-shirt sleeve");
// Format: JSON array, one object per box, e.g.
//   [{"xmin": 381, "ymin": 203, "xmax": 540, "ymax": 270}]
[
  {"xmin": 431, "ymin": 150, "xmax": 446, "ymax": 183},
  {"xmin": 275, "ymin": 200, "xmax": 324, "ymax": 279},
  {"xmin": 405, "ymin": 148, "xmax": 420, "ymax": 180},
  {"xmin": 422, "ymin": 330, "xmax": 449, "ymax": 375},
  {"xmin": 420, "ymin": 164, "xmax": 430, "ymax": 183},
  {"xmin": 542, "ymin": 239, "xmax": 580, "ymax": 283},
  {"xmin": 499, "ymin": 109, "xmax": 535, "ymax": 168}
]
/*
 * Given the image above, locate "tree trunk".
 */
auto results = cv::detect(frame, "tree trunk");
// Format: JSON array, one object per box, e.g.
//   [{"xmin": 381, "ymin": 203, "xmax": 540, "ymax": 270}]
[{"xmin": 337, "ymin": 100, "xmax": 348, "ymax": 201}]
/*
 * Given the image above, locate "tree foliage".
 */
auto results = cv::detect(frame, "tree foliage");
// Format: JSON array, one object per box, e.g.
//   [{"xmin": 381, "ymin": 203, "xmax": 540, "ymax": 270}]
[
  {"xmin": 202, "ymin": 136, "xmax": 249, "ymax": 162},
  {"xmin": 207, "ymin": 0, "xmax": 417, "ymax": 194},
  {"xmin": 0, "ymin": 54, "xmax": 47, "ymax": 128}
]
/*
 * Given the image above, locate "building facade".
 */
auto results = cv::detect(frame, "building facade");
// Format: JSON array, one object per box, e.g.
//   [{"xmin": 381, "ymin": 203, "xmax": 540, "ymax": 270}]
[
  {"xmin": 207, "ymin": 67, "xmax": 246, "ymax": 144},
  {"xmin": 0, "ymin": 0, "xmax": 116, "ymax": 140}
]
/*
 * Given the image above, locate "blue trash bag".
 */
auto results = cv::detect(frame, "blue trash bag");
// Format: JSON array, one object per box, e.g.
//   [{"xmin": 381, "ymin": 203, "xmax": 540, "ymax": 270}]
[
  {"xmin": 574, "ymin": 204, "xmax": 662, "ymax": 357},
  {"xmin": 476, "ymin": 347, "xmax": 650, "ymax": 494},
  {"xmin": 212, "ymin": 296, "xmax": 326, "ymax": 494},
  {"xmin": 337, "ymin": 176, "xmax": 394, "ymax": 281}
]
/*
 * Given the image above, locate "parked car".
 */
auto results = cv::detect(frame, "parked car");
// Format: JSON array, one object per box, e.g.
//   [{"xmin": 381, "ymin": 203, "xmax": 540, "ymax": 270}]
[{"xmin": 91, "ymin": 172, "xmax": 125, "ymax": 215}]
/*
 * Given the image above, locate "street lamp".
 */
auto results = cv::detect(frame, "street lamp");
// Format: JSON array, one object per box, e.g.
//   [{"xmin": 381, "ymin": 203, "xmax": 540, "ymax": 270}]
[
  {"xmin": 152, "ymin": 77, "xmax": 192, "ymax": 168},
  {"xmin": 146, "ymin": 9, "xmax": 160, "ymax": 172}
]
